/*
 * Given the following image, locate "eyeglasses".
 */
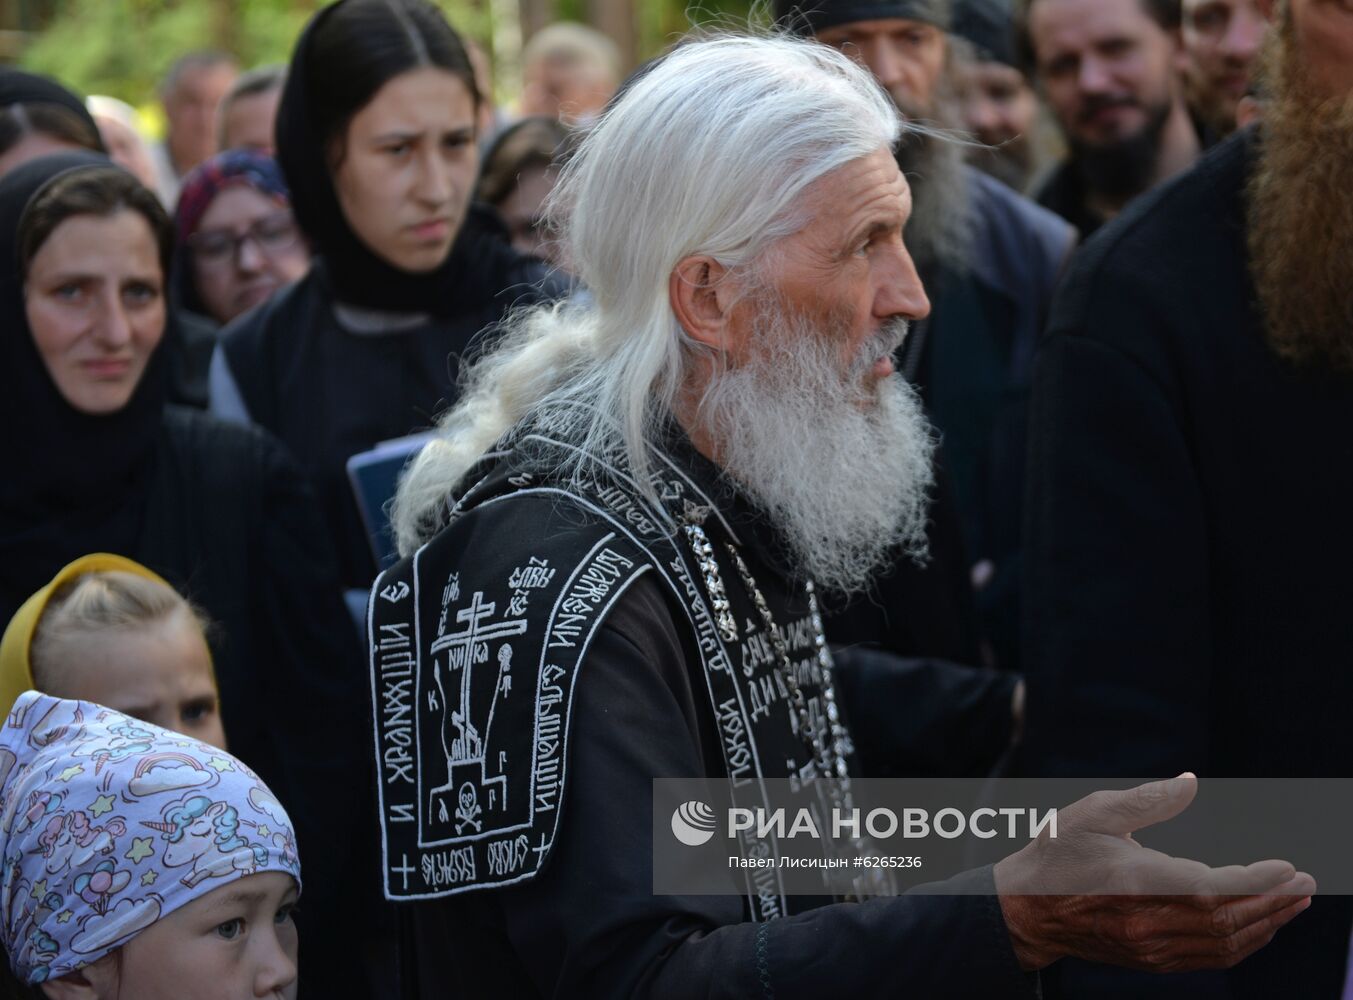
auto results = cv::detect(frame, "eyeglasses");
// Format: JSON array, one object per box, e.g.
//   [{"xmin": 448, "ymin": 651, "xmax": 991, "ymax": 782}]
[{"xmin": 188, "ymin": 212, "xmax": 301, "ymax": 269}]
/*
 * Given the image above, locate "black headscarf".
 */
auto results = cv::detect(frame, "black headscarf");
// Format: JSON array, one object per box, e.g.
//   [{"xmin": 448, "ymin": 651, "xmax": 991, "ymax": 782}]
[
  {"xmin": 275, "ymin": 2, "xmax": 474, "ymax": 318},
  {"xmin": 775, "ymin": 0, "xmax": 953, "ymax": 34},
  {"xmin": 952, "ymin": 0, "xmax": 1018, "ymax": 68},
  {"xmin": 0, "ymin": 152, "xmax": 169, "ymax": 600},
  {"xmin": 0, "ymin": 69, "xmax": 105, "ymax": 152}
]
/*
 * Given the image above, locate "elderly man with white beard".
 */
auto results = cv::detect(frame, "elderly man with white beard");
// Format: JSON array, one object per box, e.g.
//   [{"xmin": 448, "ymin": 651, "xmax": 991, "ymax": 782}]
[
  {"xmin": 776, "ymin": 0, "xmax": 1076, "ymax": 676},
  {"xmin": 369, "ymin": 34, "xmax": 1313, "ymax": 999}
]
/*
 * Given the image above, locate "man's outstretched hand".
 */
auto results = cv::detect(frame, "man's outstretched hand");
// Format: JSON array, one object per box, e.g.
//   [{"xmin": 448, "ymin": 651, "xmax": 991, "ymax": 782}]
[{"xmin": 994, "ymin": 774, "xmax": 1315, "ymax": 973}]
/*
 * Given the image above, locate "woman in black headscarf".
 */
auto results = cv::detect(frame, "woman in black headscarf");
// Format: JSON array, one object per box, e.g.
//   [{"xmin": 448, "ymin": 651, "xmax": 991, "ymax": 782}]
[
  {"xmin": 215, "ymin": 0, "xmax": 564, "ymax": 590},
  {"xmin": 0, "ymin": 69, "xmax": 105, "ymax": 178},
  {"xmin": 0, "ymin": 153, "xmax": 381, "ymax": 997},
  {"xmin": 0, "ymin": 69, "xmax": 216, "ymax": 408}
]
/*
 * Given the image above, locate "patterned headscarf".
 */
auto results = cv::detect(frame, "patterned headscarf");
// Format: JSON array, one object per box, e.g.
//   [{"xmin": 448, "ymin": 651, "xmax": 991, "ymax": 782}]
[
  {"xmin": 0, "ymin": 691, "xmax": 301, "ymax": 984},
  {"xmin": 171, "ymin": 149, "xmax": 291, "ymax": 317}
]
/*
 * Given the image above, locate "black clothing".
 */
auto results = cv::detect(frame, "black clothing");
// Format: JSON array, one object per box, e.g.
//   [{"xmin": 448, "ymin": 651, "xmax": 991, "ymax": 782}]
[
  {"xmin": 0, "ymin": 154, "xmax": 373, "ymax": 1000},
  {"xmin": 0, "ymin": 70, "xmax": 103, "ymax": 149},
  {"xmin": 219, "ymin": 223, "xmax": 560, "ymax": 588},
  {"xmin": 0, "ymin": 153, "xmax": 165, "ymax": 579},
  {"xmin": 370, "ymin": 420, "xmax": 1035, "ymax": 997},
  {"xmin": 1032, "ymin": 160, "xmax": 1107, "ymax": 241},
  {"xmin": 953, "ymin": 0, "xmax": 1018, "ymax": 67},
  {"xmin": 167, "ymin": 308, "xmax": 215, "ymax": 409},
  {"xmin": 776, "ymin": 0, "xmax": 951, "ymax": 33},
  {"xmin": 823, "ymin": 459, "xmax": 1020, "ymax": 777},
  {"xmin": 1022, "ymin": 129, "xmax": 1353, "ymax": 997},
  {"xmin": 902, "ymin": 166, "xmax": 1075, "ymax": 670},
  {"xmin": 1, "ymin": 408, "xmax": 378, "ymax": 1000}
]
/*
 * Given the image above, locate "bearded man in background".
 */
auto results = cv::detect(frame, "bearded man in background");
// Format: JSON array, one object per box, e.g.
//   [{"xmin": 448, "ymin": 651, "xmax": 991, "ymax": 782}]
[
  {"xmin": 778, "ymin": 0, "xmax": 1076, "ymax": 677},
  {"xmin": 1023, "ymin": 1, "xmax": 1353, "ymax": 996}
]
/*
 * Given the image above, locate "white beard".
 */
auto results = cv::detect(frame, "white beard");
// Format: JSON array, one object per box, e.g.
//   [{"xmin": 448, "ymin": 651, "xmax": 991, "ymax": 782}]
[{"xmin": 695, "ymin": 303, "xmax": 936, "ymax": 593}]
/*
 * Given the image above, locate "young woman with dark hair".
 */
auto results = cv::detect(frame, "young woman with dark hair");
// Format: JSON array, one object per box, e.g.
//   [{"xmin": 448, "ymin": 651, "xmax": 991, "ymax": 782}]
[
  {"xmin": 0, "ymin": 154, "xmax": 378, "ymax": 997},
  {"xmin": 215, "ymin": 0, "xmax": 565, "ymax": 591}
]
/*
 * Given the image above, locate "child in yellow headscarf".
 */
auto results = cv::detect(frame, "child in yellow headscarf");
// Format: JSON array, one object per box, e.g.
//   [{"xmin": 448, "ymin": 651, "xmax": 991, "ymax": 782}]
[{"xmin": 0, "ymin": 554, "xmax": 224, "ymax": 749}]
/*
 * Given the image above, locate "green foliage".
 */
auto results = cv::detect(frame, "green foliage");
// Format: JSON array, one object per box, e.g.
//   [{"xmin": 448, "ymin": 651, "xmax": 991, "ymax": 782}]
[
  {"xmin": 639, "ymin": 1, "xmax": 759, "ymax": 57},
  {"xmin": 19, "ymin": 0, "xmax": 488, "ymax": 107},
  {"xmin": 18, "ymin": 0, "xmax": 758, "ymax": 110},
  {"xmin": 22, "ymin": 0, "xmax": 292, "ymax": 105}
]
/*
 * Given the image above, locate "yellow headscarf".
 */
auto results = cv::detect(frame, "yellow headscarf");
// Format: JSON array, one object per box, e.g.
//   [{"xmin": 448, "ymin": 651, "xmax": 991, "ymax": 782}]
[{"xmin": 0, "ymin": 553, "xmax": 182, "ymax": 717}]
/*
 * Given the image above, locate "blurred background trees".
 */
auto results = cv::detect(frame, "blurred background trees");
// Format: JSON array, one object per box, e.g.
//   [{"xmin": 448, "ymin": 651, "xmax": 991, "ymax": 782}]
[{"xmin": 0, "ymin": 0, "xmax": 756, "ymax": 111}]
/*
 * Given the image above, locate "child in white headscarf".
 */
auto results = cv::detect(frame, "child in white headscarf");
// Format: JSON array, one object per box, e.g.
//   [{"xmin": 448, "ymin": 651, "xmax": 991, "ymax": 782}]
[{"xmin": 0, "ymin": 691, "xmax": 301, "ymax": 998}]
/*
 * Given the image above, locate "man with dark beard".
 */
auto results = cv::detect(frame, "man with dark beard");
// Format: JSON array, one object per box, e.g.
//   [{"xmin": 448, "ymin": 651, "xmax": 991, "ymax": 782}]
[
  {"xmin": 952, "ymin": 0, "xmax": 1061, "ymax": 192},
  {"xmin": 370, "ymin": 34, "xmax": 1314, "ymax": 999},
  {"xmin": 1180, "ymin": 0, "xmax": 1268, "ymax": 138},
  {"xmin": 1019, "ymin": 0, "xmax": 1201, "ymax": 239},
  {"xmin": 1022, "ymin": 1, "xmax": 1353, "ymax": 997},
  {"xmin": 778, "ymin": 0, "xmax": 1076, "ymax": 675}
]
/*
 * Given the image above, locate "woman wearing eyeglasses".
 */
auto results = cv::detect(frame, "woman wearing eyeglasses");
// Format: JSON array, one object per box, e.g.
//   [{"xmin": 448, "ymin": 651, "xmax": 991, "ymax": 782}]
[{"xmin": 172, "ymin": 149, "xmax": 310, "ymax": 328}]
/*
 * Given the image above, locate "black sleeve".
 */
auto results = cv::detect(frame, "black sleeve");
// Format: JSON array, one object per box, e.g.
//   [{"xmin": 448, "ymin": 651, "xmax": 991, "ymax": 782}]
[
  {"xmin": 1021, "ymin": 324, "xmax": 1213, "ymax": 779},
  {"xmin": 823, "ymin": 454, "xmax": 983, "ymax": 666},
  {"xmin": 494, "ymin": 576, "xmax": 1035, "ymax": 999},
  {"xmin": 250, "ymin": 440, "xmax": 392, "ymax": 996},
  {"xmin": 831, "ymin": 646, "xmax": 1018, "ymax": 778}
]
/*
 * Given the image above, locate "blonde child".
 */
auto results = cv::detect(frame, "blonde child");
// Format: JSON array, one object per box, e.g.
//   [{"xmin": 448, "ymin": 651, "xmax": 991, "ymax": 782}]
[{"xmin": 0, "ymin": 554, "xmax": 224, "ymax": 749}]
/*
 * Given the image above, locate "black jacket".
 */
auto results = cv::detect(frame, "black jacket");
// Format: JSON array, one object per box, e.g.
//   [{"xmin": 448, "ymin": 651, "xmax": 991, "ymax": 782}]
[
  {"xmin": 1022, "ymin": 129, "xmax": 1353, "ymax": 998},
  {"xmin": 374, "ymin": 427, "xmax": 1036, "ymax": 998},
  {"xmin": 219, "ymin": 209, "xmax": 564, "ymax": 589},
  {"xmin": 0, "ymin": 405, "xmax": 375, "ymax": 999}
]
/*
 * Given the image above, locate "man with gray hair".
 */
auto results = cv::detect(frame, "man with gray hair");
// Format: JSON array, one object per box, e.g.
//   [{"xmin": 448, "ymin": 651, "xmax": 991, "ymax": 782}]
[
  {"xmin": 777, "ymin": 0, "xmax": 1075, "ymax": 675},
  {"xmin": 151, "ymin": 50, "xmax": 238, "ymax": 206},
  {"xmin": 372, "ymin": 33, "xmax": 1311, "ymax": 998},
  {"xmin": 216, "ymin": 64, "xmax": 285, "ymax": 153}
]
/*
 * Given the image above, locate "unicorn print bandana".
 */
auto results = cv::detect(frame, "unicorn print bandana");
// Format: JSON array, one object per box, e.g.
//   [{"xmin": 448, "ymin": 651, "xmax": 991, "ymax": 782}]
[{"xmin": 0, "ymin": 691, "xmax": 302, "ymax": 984}]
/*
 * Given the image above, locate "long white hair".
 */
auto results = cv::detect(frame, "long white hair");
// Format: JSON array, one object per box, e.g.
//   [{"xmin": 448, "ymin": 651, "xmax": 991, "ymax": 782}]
[{"xmin": 393, "ymin": 33, "xmax": 902, "ymax": 556}]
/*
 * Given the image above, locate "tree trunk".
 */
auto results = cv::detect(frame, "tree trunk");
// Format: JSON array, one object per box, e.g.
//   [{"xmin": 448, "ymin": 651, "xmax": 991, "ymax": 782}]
[
  {"xmin": 518, "ymin": 0, "xmax": 553, "ymax": 40},
  {"xmin": 585, "ymin": 0, "xmax": 635, "ymax": 72}
]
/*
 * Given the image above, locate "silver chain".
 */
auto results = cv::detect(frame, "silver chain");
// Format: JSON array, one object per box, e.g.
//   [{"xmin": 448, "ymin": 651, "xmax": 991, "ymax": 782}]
[
  {"xmin": 722, "ymin": 543, "xmax": 853, "ymax": 799},
  {"xmin": 682, "ymin": 520, "xmax": 739, "ymax": 643},
  {"xmin": 681, "ymin": 517, "xmax": 890, "ymax": 899}
]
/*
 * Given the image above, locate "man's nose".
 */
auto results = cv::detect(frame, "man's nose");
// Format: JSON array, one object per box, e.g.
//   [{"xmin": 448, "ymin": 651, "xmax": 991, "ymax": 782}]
[
  {"xmin": 1222, "ymin": 6, "xmax": 1266, "ymax": 61},
  {"xmin": 1077, "ymin": 55, "xmax": 1115, "ymax": 95},
  {"xmin": 876, "ymin": 244, "xmax": 931, "ymax": 323},
  {"xmin": 864, "ymin": 40, "xmax": 908, "ymax": 95},
  {"xmin": 968, "ymin": 96, "xmax": 1000, "ymax": 133}
]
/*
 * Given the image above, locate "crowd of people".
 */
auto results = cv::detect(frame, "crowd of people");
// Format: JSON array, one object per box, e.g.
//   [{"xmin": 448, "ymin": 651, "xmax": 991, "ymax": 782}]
[{"xmin": 0, "ymin": 0, "xmax": 1346, "ymax": 996}]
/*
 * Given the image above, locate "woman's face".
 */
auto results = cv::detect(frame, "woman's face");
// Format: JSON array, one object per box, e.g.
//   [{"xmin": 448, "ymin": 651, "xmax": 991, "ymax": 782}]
[
  {"xmin": 24, "ymin": 209, "xmax": 165, "ymax": 414},
  {"xmin": 332, "ymin": 66, "xmax": 478, "ymax": 273},
  {"xmin": 52, "ymin": 871, "xmax": 299, "ymax": 1000},
  {"xmin": 190, "ymin": 185, "xmax": 310, "ymax": 326}
]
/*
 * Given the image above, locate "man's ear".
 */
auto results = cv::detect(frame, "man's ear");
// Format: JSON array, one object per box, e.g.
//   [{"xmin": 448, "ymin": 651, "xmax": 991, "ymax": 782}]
[
  {"xmin": 669, "ymin": 255, "xmax": 739, "ymax": 354},
  {"xmin": 40, "ymin": 955, "xmax": 117, "ymax": 1000}
]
